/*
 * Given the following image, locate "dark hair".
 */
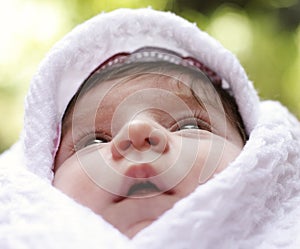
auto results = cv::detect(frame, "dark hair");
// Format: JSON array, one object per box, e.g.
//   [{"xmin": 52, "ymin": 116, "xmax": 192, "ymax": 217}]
[{"xmin": 63, "ymin": 60, "xmax": 247, "ymax": 143}]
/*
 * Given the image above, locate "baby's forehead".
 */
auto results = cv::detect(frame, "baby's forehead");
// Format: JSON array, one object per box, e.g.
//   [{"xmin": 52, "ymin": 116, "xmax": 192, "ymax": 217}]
[
  {"xmin": 111, "ymin": 71, "xmax": 221, "ymax": 107},
  {"xmin": 62, "ymin": 66, "xmax": 224, "ymax": 129}
]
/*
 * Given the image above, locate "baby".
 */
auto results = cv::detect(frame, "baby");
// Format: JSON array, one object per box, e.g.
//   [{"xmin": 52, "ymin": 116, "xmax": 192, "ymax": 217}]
[{"xmin": 52, "ymin": 47, "xmax": 246, "ymax": 238}]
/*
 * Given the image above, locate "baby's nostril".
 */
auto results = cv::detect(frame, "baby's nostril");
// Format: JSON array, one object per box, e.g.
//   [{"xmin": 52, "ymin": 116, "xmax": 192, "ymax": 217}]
[{"xmin": 146, "ymin": 137, "xmax": 159, "ymax": 146}]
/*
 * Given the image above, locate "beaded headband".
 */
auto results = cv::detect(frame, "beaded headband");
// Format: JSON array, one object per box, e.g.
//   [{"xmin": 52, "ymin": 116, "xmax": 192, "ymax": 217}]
[{"xmin": 86, "ymin": 47, "xmax": 231, "ymax": 92}]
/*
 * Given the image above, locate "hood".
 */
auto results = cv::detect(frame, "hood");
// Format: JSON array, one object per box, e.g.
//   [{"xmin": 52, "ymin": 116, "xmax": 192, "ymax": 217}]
[{"xmin": 23, "ymin": 8, "xmax": 259, "ymax": 180}]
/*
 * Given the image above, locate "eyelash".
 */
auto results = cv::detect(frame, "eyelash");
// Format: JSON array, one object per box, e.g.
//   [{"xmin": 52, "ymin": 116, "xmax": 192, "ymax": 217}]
[
  {"xmin": 173, "ymin": 118, "xmax": 211, "ymax": 132},
  {"xmin": 170, "ymin": 110, "xmax": 212, "ymax": 132}
]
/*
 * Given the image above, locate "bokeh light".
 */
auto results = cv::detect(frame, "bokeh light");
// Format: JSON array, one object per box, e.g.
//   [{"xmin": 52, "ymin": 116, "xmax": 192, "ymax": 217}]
[{"xmin": 207, "ymin": 6, "xmax": 253, "ymax": 56}]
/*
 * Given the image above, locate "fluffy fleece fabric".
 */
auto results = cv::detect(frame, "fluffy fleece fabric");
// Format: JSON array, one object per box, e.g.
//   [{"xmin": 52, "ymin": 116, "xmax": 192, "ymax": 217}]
[{"xmin": 1, "ymin": 8, "xmax": 300, "ymax": 249}]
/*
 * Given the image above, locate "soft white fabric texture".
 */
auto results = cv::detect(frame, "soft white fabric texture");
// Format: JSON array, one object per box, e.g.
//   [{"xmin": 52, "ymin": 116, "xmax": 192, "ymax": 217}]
[{"xmin": 0, "ymin": 8, "xmax": 300, "ymax": 249}]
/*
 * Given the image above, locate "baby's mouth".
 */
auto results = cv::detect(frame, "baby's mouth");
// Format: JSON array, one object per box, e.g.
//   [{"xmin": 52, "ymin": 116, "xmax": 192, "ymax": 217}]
[
  {"xmin": 113, "ymin": 180, "xmax": 175, "ymax": 203},
  {"xmin": 127, "ymin": 181, "xmax": 161, "ymax": 197}
]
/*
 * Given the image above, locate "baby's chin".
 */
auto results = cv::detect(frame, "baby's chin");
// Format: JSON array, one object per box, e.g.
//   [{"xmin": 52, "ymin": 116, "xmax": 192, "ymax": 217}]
[
  {"xmin": 125, "ymin": 219, "xmax": 156, "ymax": 238},
  {"xmin": 103, "ymin": 193, "xmax": 179, "ymax": 238}
]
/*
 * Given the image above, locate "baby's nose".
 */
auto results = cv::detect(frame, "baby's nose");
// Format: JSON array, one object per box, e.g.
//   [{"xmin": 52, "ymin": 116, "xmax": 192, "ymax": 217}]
[{"xmin": 111, "ymin": 119, "xmax": 169, "ymax": 160}]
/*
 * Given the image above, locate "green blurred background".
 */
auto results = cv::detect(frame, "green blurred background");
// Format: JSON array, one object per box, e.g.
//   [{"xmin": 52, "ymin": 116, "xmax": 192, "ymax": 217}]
[{"xmin": 0, "ymin": 0, "xmax": 299, "ymax": 153}]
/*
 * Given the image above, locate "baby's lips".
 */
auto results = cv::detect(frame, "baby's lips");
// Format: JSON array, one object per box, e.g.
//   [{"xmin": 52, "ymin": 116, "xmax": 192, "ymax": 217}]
[{"xmin": 124, "ymin": 163, "xmax": 158, "ymax": 178}]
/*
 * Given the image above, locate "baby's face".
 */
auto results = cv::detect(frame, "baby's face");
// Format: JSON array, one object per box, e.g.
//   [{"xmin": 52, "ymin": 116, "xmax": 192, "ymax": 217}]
[{"xmin": 53, "ymin": 72, "xmax": 244, "ymax": 238}]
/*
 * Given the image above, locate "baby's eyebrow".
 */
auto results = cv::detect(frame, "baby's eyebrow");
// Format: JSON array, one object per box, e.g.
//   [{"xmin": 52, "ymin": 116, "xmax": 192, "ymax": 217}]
[
  {"xmin": 169, "ymin": 73, "xmax": 223, "ymax": 110},
  {"xmin": 173, "ymin": 81, "xmax": 212, "ymax": 112}
]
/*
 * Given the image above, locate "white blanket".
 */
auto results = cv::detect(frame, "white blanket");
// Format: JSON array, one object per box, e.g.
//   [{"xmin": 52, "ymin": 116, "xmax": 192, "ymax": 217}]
[{"xmin": 1, "ymin": 8, "xmax": 300, "ymax": 249}]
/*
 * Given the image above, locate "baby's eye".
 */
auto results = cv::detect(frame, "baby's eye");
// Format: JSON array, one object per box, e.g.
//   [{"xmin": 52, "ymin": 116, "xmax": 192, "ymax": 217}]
[
  {"xmin": 173, "ymin": 118, "xmax": 211, "ymax": 132},
  {"xmin": 84, "ymin": 137, "xmax": 108, "ymax": 146},
  {"xmin": 75, "ymin": 134, "xmax": 110, "ymax": 151},
  {"xmin": 180, "ymin": 124, "xmax": 201, "ymax": 130}
]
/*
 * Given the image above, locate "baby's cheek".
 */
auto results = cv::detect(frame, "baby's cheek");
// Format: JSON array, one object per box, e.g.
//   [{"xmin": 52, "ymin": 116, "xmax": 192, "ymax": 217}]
[
  {"xmin": 52, "ymin": 156, "xmax": 86, "ymax": 196},
  {"xmin": 195, "ymin": 139, "xmax": 242, "ymax": 183},
  {"xmin": 52, "ymin": 154, "xmax": 102, "ymax": 204},
  {"xmin": 212, "ymin": 141, "xmax": 242, "ymax": 175},
  {"xmin": 53, "ymin": 155, "xmax": 114, "ymax": 215}
]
